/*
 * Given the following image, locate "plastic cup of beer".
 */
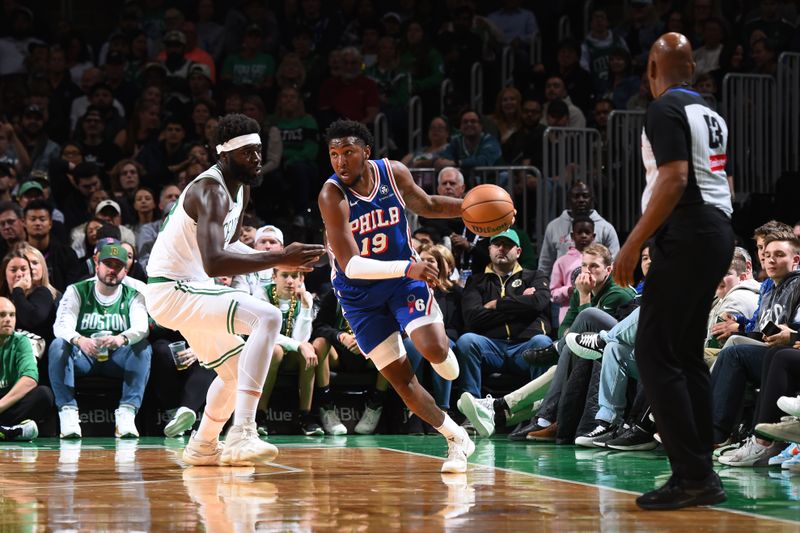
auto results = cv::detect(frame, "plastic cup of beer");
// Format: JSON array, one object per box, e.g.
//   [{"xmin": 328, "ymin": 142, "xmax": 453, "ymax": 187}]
[
  {"xmin": 169, "ymin": 341, "xmax": 190, "ymax": 371},
  {"xmin": 91, "ymin": 330, "xmax": 112, "ymax": 362}
]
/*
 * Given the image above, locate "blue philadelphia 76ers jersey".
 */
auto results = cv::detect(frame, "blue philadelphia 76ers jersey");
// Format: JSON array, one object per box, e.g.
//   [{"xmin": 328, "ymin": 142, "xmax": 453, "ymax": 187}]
[
  {"xmin": 326, "ymin": 158, "xmax": 415, "ymax": 288},
  {"xmin": 325, "ymin": 158, "xmax": 438, "ymax": 355}
]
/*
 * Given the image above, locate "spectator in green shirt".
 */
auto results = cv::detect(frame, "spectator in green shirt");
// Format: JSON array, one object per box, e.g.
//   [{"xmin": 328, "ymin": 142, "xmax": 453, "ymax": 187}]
[
  {"xmin": 221, "ymin": 24, "xmax": 276, "ymax": 90},
  {"xmin": 0, "ymin": 297, "xmax": 54, "ymax": 440},
  {"xmin": 271, "ymin": 86, "xmax": 319, "ymax": 225}
]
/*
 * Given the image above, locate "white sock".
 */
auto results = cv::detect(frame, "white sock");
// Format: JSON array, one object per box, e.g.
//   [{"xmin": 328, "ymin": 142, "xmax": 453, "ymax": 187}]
[
  {"xmin": 537, "ymin": 418, "xmax": 551, "ymax": 428},
  {"xmin": 231, "ymin": 302, "xmax": 280, "ymax": 426},
  {"xmin": 196, "ymin": 376, "xmax": 235, "ymax": 442},
  {"xmin": 435, "ymin": 413, "xmax": 461, "ymax": 439}
]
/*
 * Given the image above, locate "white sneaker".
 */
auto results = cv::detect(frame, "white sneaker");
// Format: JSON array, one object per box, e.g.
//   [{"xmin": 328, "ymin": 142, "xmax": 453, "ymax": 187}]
[
  {"xmin": 221, "ymin": 423, "xmax": 279, "ymax": 466},
  {"xmin": 355, "ymin": 405, "xmax": 383, "ymax": 435},
  {"xmin": 441, "ymin": 428, "xmax": 475, "ymax": 473},
  {"xmin": 777, "ymin": 395, "xmax": 800, "ymax": 417},
  {"xmin": 457, "ymin": 393, "xmax": 495, "ymax": 437},
  {"xmin": 432, "ymin": 351, "xmax": 460, "ymax": 380},
  {"xmin": 0, "ymin": 419, "xmax": 38, "ymax": 441},
  {"xmin": 717, "ymin": 436, "xmax": 772, "ymax": 466},
  {"xmin": 115, "ymin": 407, "xmax": 140, "ymax": 438},
  {"xmin": 319, "ymin": 407, "xmax": 347, "ymax": 435},
  {"xmin": 59, "ymin": 406, "xmax": 82, "ymax": 439},
  {"xmin": 183, "ymin": 431, "xmax": 224, "ymax": 466},
  {"xmin": 164, "ymin": 406, "xmax": 197, "ymax": 438}
]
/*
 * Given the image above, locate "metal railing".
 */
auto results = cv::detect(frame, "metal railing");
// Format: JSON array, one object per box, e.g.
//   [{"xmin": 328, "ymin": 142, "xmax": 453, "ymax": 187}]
[
  {"xmin": 558, "ymin": 15, "xmax": 571, "ymax": 40},
  {"xmin": 501, "ymin": 46, "xmax": 515, "ymax": 87},
  {"xmin": 470, "ymin": 62, "xmax": 483, "ymax": 114},
  {"xmin": 372, "ymin": 113, "xmax": 389, "ymax": 158},
  {"xmin": 530, "ymin": 32, "xmax": 542, "ymax": 65},
  {"xmin": 440, "ymin": 78, "xmax": 454, "ymax": 116},
  {"xmin": 722, "ymin": 73, "xmax": 779, "ymax": 194},
  {"xmin": 540, "ymin": 127, "xmax": 603, "ymax": 248},
  {"xmin": 606, "ymin": 110, "xmax": 645, "ymax": 235},
  {"xmin": 408, "ymin": 96, "xmax": 423, "ymax": 157},
  {"xmin": 778, "ymin": 52, "xmax": 800, "ymax": 173},
  {"xmin": 409, "ymin": 166, "xmax": 541, "ymax": 240}
]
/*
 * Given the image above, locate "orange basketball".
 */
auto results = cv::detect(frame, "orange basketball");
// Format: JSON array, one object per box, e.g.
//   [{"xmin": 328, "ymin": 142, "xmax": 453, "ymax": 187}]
[{"xmin": 461, "ymin": 184, "xmax": 515, "ymax": 237}]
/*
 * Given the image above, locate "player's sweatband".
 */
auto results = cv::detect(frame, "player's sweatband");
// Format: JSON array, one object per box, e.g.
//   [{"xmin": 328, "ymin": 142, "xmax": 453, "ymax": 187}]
[
  {"xmin": 216, "ymin": 133, "xmax": 261, "ymax": 154},
  {"xmin": 345, "ymin": 256, "xmax": 412, "ymax": 280}
]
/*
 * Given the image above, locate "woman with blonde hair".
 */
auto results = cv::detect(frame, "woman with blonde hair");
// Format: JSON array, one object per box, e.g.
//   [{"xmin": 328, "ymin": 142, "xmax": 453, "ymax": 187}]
[
  {"xmin": 402, "ymin": 243, "xmax": 464, "ymax": 432},
  {"xmin": 487, "ymin": 86, "xmax": 523, "ymax": 144},
  {"xmin": 13, "ymin": 242, "xmax": 59, "ymax": 300},
  {"xmin": 1, "ymin": 248, "xmax": 56, "ymax": 341}
]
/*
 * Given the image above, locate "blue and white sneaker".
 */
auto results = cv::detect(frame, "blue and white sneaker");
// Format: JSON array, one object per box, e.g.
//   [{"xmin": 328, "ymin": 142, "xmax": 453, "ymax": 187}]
[
  {"xmin": 768, "ymin": 443, "xmax": 799, "ymax": 466},
  {"xmin": 781, "ymin": 446, "xmax": 800, "ymax": 470}
]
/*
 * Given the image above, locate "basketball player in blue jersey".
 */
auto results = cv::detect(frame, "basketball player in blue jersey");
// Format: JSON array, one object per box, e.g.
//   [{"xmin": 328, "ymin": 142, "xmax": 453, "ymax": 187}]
[{"xmin": 318, "ymin": 120, "xmax": 475, "ymax": 473}]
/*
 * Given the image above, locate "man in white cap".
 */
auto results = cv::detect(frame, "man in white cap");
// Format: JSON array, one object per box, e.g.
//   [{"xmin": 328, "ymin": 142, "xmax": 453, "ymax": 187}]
[{"xmin": 95, "ymin": 199, "xmax": 136, "ymax": 246}]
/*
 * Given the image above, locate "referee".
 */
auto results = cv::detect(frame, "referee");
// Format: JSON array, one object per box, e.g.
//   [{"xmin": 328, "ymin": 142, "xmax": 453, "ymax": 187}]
[{"xmin": 613, "ymin": 33, "xmax": 734, "ymax": 510}]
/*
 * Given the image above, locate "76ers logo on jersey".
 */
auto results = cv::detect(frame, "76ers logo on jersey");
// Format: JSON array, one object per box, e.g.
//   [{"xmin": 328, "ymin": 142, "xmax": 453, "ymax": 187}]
[{"xmin": 407, "ymin": 295, "xmax": 426, "ymax": 314}]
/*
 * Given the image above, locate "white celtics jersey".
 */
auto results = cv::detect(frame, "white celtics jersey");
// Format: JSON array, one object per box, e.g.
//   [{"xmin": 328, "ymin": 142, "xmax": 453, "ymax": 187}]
[{"xmin": 147, "ymin": 164, "xmax": 244, "ymax": 282}]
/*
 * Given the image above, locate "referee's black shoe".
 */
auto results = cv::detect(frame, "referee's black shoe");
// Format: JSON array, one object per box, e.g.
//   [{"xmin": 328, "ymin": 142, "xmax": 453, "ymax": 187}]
[{"xmin": 636, "ymin": 472, "xmax": 726, "ymax": 510}]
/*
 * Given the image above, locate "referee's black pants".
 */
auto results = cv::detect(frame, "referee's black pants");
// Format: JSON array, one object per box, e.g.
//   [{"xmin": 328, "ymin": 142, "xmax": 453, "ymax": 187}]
[{"xmin": 635, "ymin": 205, "xmax": 734, "ymax": 481}]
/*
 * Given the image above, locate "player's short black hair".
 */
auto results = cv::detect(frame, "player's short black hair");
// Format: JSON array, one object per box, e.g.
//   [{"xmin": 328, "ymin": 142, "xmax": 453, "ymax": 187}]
[
  {"xmin": 571, "ymin": 214, "xmax": 594, "ymax": 230},
  {"xmin": 325, "ymin": 119, "xmax": 374, "ymax": 149},
  {"xmin": 214, "ymin": 113, "xmax": 261, "ymax": 147}
]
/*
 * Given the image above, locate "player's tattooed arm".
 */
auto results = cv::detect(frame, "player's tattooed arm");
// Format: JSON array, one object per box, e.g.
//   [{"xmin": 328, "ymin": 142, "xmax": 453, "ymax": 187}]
[{"xmin": 390, "ymin": 160, "xmax": 462, "ymax": 219}]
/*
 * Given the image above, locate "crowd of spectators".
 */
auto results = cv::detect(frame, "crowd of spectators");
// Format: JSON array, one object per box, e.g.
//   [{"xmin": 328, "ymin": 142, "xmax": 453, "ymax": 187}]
[{"xmin": 0, "ymin": 0, "xmax": 798, "ymax": 485}]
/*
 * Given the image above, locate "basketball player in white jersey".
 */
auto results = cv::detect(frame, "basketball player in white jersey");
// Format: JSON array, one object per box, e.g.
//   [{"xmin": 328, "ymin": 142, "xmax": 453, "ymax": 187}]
[{"xmin": 145, "ymin": 114, "xmax": 324, "ymax": 466}]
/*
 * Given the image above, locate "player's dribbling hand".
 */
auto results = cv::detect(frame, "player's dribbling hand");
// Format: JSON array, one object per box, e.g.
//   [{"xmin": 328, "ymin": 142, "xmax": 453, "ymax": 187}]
[
  {"xmin": 407, "ymin": 261, "xmax": 439, "ymax": 287},
  {"xmin": 277, "ymin": 243, "xmax": 325, "ymax": 272}
]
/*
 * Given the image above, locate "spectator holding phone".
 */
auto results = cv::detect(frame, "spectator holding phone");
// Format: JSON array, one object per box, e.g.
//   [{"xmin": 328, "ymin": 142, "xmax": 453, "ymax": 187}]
[{"xmin": 710, "ymin": 230, "xmax": 800, "ymax": 459}]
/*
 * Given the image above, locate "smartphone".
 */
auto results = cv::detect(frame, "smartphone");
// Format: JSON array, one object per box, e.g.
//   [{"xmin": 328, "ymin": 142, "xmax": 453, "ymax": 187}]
[{"xmin": 761, "ymin": 321, "xmax": 781, "ymax": 337}]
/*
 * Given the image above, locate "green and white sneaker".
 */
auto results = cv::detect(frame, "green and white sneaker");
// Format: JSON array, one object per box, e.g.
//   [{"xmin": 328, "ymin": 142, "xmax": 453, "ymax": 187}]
[
  {"xmin": 457, "ymin": 392, "xmax": 495, "ymax": 437},
  {"xmin": 0, "ymin": 419, "xmax": 38, "ymax": 441},
  {"xmin": 164, "ymin": 407, "xmax": 197, "ymax": 438}
]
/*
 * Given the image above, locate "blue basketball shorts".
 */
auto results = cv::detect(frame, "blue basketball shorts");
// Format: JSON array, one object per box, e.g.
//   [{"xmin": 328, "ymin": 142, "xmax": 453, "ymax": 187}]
[{"xmin": 334, "ymin": 277, "xmax": 442, "ymax": 356}]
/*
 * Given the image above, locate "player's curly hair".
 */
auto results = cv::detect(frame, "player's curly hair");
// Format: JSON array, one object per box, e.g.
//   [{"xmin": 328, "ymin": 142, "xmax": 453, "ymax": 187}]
[
  {"xmin": 214, "ymin": 113, "xmax": 261, "ymax": 147},
  {"xmin": 324, "ymin": 119, "xmax": 374, "ymax": 149}
]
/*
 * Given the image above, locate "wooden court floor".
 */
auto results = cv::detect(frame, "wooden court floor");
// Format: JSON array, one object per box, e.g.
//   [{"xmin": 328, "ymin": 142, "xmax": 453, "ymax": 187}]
[{"xmin": 1, "ymin": 436, "xmax": 799, "ymax": 532}]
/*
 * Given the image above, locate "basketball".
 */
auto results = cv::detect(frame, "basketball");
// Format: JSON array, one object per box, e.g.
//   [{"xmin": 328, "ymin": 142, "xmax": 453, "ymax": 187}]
[{"xmin": 461, "ymin": 184, "xmax": 515, "ymax": 237}]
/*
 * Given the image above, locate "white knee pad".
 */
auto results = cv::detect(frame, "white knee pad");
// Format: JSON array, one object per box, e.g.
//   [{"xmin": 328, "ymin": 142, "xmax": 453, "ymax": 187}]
[{"xmin": 368, "ymin": 332, "xmax": 406, "ymax": 371}]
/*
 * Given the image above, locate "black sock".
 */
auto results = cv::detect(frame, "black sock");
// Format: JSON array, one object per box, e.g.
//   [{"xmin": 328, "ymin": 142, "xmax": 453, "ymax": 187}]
[
  {"xmin": 316, "ymin": 386, "xmax": 333, "ymax": 410},
  {"xmin": 367, "ymin": 389, "xmax": 388, "ymax": 408}
]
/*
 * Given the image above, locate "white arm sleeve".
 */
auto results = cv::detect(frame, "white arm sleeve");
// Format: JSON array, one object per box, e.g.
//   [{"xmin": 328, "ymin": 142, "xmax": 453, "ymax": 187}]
[
  {"xmin": 291, "ymin": 307, "xmax": 313, "ymax": 343},
  {"xmin": 225, "ymin": 240, "xmax": 260, "ymax": 255},
  {"xmin": 120, "ymin": 293, "xmax": 149, "ymax": 345},
  {"xmin": 53, "ymin": 286, "xmax": 81, "ymax": 342},
  {"xmin": 277, "ymin": 333, "xmax": 300, "ymax": 353},
  {"xmin": 344, "ymin": 256, "xmax": 412, "ymax": 280}
]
